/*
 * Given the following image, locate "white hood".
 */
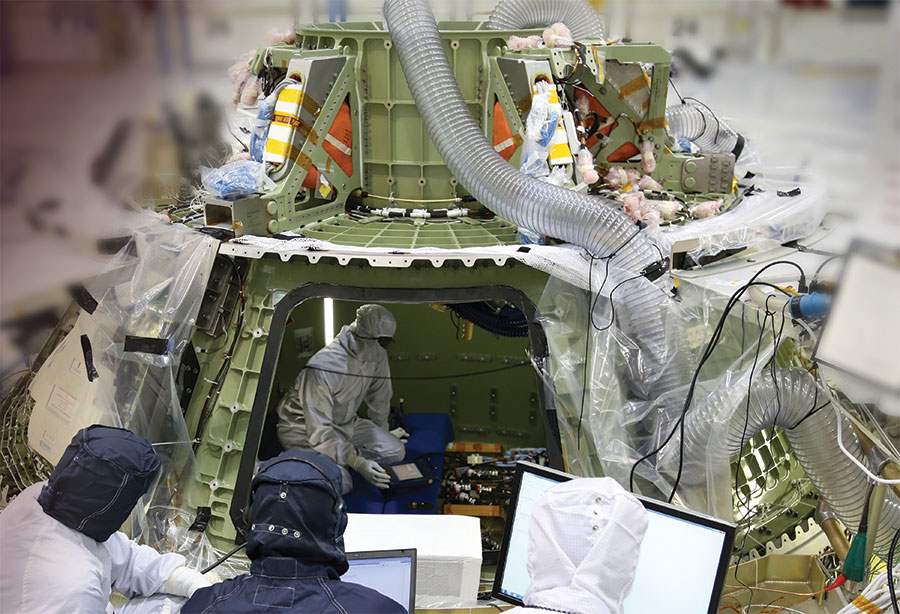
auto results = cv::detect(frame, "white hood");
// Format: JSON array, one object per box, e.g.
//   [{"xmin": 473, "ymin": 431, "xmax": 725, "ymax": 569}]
[
  {"xmin": 523, "ymin": 478, "xmax": 648, "ymax": 614},
  {"xmin": 348, "ymin": 304, "xmax": 396, "ymax": 339}
]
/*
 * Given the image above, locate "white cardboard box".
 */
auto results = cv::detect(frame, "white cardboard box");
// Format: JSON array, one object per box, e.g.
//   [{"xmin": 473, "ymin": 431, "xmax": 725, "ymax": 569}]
[{"xmin": 344, "ymin": 513, "xmax": 482, "ymax": 608}]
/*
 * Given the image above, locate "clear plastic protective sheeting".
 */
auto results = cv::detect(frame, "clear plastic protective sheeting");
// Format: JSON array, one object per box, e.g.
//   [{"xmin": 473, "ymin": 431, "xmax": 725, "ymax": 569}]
[
  {"xmin": 537, "ymin": 266, "xmax": 788, "ymax": 521},
  {"xmin": 519, "ymin": 81, "xmax": 554, "ymax": 180},
  {"xmin": 91, "ymin": 220, "xmax": 218, "ymax": 544},
  {"xmin": 29, "ymin": 217, "xmax": 217, "ymax": 548},
  {"xmin": 650, "ymin": 167, "xmax": 827, "ymax": 262},
  {"xmin": 534, "ymin": 244, "xmax": 900, "ymax": 554},
  {"xmin": 145, "ymin": 506, "xmax": 249, "ymax": 581}
]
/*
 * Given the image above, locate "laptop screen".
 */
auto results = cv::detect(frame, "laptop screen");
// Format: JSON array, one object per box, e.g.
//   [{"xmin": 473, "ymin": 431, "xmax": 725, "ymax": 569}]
[
  {"xmin": 344, "ymin": 549, "xmax": 416, "ymax": 613},
  {"xmin": 493, "ymin": 464, "xmax": 735, "ymax": 613}
]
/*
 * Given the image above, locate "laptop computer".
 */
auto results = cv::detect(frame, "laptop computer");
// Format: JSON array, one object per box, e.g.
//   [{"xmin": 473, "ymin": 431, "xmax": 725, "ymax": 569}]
[
  {"xmin": 344, "ymin": 549, "xmax": 417, "ymax": 613},
  {"xmin": 492, "ymin": 462, "xmax": 735, "ymax": 613}
]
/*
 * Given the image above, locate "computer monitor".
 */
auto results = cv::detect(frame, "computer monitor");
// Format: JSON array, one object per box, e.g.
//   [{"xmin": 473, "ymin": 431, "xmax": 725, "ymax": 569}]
[
  {"xmin": 344, "ymin": 549, "xmax": 417, "ymax": 613},
  {"xmin": 492, "ymin": 463, "xmax": 735, "ymax": 614}
]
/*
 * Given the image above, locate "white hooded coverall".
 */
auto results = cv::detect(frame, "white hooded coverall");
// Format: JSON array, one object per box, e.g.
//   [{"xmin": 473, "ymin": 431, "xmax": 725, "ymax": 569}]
[
  {"xmin": 507, "ymin": 478, "xmax": 648, "ymax": 614},
  {"xmin": 276, "ymin": 304, "xmax": 405, "ymax": 491},
  {"xmin": 0, "ymin": 482, "xmax": 186, "ymax": 614}
]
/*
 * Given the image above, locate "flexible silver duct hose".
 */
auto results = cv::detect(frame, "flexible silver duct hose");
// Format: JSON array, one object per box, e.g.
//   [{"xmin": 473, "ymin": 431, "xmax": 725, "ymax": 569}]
[
  {"xmin": 486, "ymin": 0, "xmax": 605, "ymax": 41},
  {"xmin": 666, "ymin": 103, "xmax": 745, "ymax": 160},
  {"xmin": 383, "ymin": 0, "xmax": 691, "ymax": 400},
  {"xmin": 682, "ymin": 368, "xmax": 900, "ymax": 551},
  {"xmin": 384, "ymin": 0, "xmax": 647, "ymax": 269}
]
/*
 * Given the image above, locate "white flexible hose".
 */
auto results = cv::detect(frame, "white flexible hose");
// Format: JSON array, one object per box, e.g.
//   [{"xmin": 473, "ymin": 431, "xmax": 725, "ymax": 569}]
[{"xmin": 820, "ymin": 373, "xmax": 900, "ymax": 486}]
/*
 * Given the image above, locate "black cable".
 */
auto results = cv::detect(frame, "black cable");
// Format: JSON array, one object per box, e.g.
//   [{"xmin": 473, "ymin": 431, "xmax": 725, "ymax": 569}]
[
  {"xmin": 668, "ymin": 77, "xmax": 685, "ymax": 104},
  {"xmin": 628, "ymin": 276, "xmax": 795, "ymax": 501},
  {"xmin": 193, "ymin": 265, "xmax": 245, "ymax": 449},
  {"xmin": 813, "ymin": 254, "xmax": 844, "ymax": 283},
  {"xmin": 591, "ymin": 274, "xmax": 644, "ymax": 332},
  {"xmin": 585, "ymin": 229, "xmax": 658, "ymax": 332},
  {"xmin": 781, "ymin": 239, "xmax": 844, "ymax": 258},
  {"xmin": 733, "ymin": 300, "xmax": 786, "ymax": 515},
  {"xmin": 575, "ymin": 229, "xmax": 645, "ymax": 447},
  {"xmin": 667, "ymin": 281, "xmax": 793, "ymax": 502},
  {"xmin": 733, "ymin": 504, "xmax": 765, "ymax": 606},
  {"xmin": 200, "ymin": 542, "xmax": 246, "ymax": 574},
  {"xmin": 302, "ymin": 362, "xmax": 530, "ymax": 381},
  {"xmin": 683, "ymin": 96, "xmax": 722, "ymax": 145},
  {"xmin": 787, "ymin": 399, "xmax": 829, "ymax": 430},
  {"xmin": 734, "ymin": 312, "xmax": 771, "ymax": 513},
  {"xmin": 768, "ymin": 303, "xmax": 787, "ymax": 427},
  {"xmin": 751, "ymin": 260, "xmax": 808, "ymax": 293},
  {"xmin": 739, "ymin": 302, "xmax": 747, "ymax": 353},
  {"xmin": 588, "ymin": 256, "xmax": 612, "ymax": 324},
  {"xmin": 888, "ymin": 525, "xmax": 899, "ymax": 614},
  {"xmin": 577, "ymin": 254, "xmax": 596, "ymax": 449}
]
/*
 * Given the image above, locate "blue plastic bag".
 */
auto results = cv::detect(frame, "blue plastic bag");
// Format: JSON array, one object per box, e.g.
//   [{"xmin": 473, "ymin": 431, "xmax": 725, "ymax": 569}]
[{"xmin": 201, "ymin": 160, "xmax": 275, "ymax": 200}]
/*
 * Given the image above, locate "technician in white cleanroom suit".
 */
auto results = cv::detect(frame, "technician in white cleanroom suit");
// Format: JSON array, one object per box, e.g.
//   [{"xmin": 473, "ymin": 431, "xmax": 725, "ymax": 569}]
[
  {"xmin": 508, "ymin": 478, "xmax": 648, "ymax": 614},
  {"xmin": 277, "ymin": 304, "xmax": 407, "ymax": 492},
  {"xmin": 0, "ymin": 425, "xmax": 210, "ymax": 614}
]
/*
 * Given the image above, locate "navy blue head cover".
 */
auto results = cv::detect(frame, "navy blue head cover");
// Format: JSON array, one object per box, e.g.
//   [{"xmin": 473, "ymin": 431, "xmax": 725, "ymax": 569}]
[
  {"xmin": 246, "ymin": 448, "xmax": 348, "ymax": 574},
  {"xmin": 38, "ymin": 425, "xmax": 160, "ymax": 542}
]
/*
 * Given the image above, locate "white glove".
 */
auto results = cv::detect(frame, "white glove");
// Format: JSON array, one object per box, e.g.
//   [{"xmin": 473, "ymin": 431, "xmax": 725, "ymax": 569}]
[
  {"xmin": 351, "ymin": 456, "xmax": 390, "ymax": 489},
  {"xmin": 160, "ymin": 598, "xmax": 172, "ymax": 614},
  {"xmin": 390, "ymin": 427, "xmax": 410, "ymax": 443},
  {"xmin": 164, "ymin": 566, "xmax": 211, "ymax": 598}
]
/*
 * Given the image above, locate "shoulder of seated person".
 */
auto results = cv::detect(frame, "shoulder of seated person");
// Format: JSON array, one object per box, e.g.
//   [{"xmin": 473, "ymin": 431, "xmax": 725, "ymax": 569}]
[{"xmin": 334, "ymin": 580, "xmax": 407, "ymax": 611}]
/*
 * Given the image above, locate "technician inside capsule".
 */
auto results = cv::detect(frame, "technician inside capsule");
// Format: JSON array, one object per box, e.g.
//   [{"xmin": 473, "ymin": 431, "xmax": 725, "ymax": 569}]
[{"xmin": 276, "ymin": 304, "xmax": 409, "ymax": 492}]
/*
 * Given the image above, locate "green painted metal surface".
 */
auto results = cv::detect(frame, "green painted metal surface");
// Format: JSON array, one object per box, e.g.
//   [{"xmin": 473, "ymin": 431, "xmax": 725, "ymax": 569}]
[
  {"xmin": 216, "ymin": 22, "xmax": 739, "ymax": 240},
  {"xmin": 183, "ymin": 255, "xmax": 551, "ymax": 548},
  {"xmin": 302, "ymin": 214, "xmax": 520, "ymax": 248}
]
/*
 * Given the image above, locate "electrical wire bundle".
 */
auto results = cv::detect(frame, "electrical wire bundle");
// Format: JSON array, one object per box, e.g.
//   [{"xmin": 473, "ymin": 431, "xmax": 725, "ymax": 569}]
[{"xmin": 836, "ymin": 527, "xmax": 900, "ymax": 614}]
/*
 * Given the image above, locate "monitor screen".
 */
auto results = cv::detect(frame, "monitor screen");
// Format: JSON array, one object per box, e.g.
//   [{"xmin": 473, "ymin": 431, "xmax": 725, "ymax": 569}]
[
  {"xmin": 624, "ymin": 508, "xmax": 731, "ymax": 613},
  {"xmin": 344, "ymin": 550, "xmax": 415, "ymax": 613},
  {"xmin": 496, "ymin": 470, "xmax": 562, "ymax": 603},
  {"xmin": 494, "ymin": 464, "xmax": 734, "ymax": 613}
]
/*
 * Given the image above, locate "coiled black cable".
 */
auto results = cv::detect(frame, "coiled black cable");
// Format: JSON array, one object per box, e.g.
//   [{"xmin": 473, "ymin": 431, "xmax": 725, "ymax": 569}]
[
  {"xmin": 889, "ymin": 526, "xmax": 899, "ymax": 614},
  {"xmin": 449, "ymin": 302, "xmax": 529, "ymax": 338}
]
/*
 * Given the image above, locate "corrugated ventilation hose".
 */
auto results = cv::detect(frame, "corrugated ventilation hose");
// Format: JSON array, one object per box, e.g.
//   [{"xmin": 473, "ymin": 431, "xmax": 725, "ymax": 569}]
[
  {"xmin": 486, "ymin": 0, "xmax": 605, "ymax": 41},
  {"xmin": 382, "ymin": 0, "xmax": 691, "ymax": 400},
  {"xmin": 681, "ymin": 368, "xmax": 900, "ymax": 551},
  {"xmin": 665, "ymin": 102, "xmax": 745, "ymax": 160},
  {"xmin": 385, "ymin": 0, "xmax": 884, "ymax": 554}
]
